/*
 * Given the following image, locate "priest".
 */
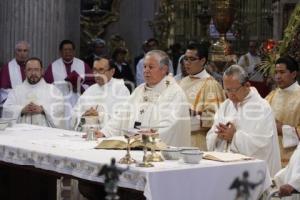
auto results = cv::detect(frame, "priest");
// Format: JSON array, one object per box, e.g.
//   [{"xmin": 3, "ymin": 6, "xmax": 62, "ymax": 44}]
[
  {"xmin": 2, "ymin": 57, "xmax": 65, "ymax": 128},
  {"xmin": 265, "ymin": 56, "xmax": 300, "ymax": 166},
  {"xmin": 0, "ymin": 41, "xmax": 30, "ymax": 111},
  {"xmin": 179, "ymin": 43, "xmax": 225, "ymax": 150},
  {"xmin": 98, "ymin": 50, "xmax": 191, "ymax": 147},
  {"xmin": 206, "ymin": 65, "xmax": 281, "ymax": 177},
  {"xmin": 71, "ymin": 57, "xmax": 130, "ymax": 130},
  {"xmin": 274, "ymin": 145, "xmax": 300, "ymax": 199},
  {"xmin": 44, "ymin": 40, "xmax": 94, "ymax": 106},
  {"xmin": 44, "ymin": 40, "xmax": 94, "ymax": 128}
]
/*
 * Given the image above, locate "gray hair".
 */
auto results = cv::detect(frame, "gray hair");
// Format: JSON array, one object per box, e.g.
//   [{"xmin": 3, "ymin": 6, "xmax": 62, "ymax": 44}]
[
  {"xmin": 15, "ymin": 40, "xmax": 30, "ymax": 50},
  {"xmin": 145, "ymin": 50, "xmax": 170, "ymax": 69},
  {"xmin": 223, "ymin": 64, "xmax": 249, "ymax": 84},
  {"xmin": 94, "ymin": 38, "xmax": 106, "ymax": 46}
]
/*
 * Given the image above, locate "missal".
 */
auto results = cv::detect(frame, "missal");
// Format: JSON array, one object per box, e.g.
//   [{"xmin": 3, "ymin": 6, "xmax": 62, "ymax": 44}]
[
  {"xmin": 95, "ymin": 136, "xmax": 167, "ymax": 150},
  {"xmin": 203, "ymin": 151, "xmax": 253, "ymax": 162}
]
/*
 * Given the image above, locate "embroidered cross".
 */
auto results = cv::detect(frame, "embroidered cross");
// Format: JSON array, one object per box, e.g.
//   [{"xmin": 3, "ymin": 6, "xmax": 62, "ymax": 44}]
[
  {"xmin": 165, "ymin": 80, "xmax": 170, "ymax": 86},
  {"xmin": 143, "ymin": 96, "xmax": 148, "ymax": 102}
]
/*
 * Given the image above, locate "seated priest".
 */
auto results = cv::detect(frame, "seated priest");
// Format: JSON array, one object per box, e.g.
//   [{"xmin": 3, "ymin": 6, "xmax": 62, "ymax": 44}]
[
  {"xmin": 274, "ymin": 144, "xmax": 300, "ymax": 199},
  {"xmin": 265, "ymin": 56, "xmax": 300, "ymax": 166},
  {"xmin": 179, "ymin": 43, "xmax": 225, "ymax": 150},
  {"xmin": 96, "ymin": 50, "xmax": 191, "ymax": 147},
  {"xmin": 0, "ymin": 41, "xmax": 30, "ymax": 109},
  {"xmin": 206, "ymin": 64, "xmax": 281, "ymax": 177},
  {"xmin": 71, "ymin": 57, "xmax": 130, "ymax": 130},
  {"xmin": 2, "ymin": 57, "xmax": 65, "ymax": 128}
]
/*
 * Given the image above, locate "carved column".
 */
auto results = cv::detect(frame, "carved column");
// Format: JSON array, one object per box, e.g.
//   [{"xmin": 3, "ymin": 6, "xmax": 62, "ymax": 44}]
[{"xmin": 0, "ymin": 0, "xmax": 80, "ymax": 67}]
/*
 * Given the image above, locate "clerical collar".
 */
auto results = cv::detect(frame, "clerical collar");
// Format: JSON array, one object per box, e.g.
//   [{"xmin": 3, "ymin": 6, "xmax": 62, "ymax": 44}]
[
  {"xmin": 281, "ymin": 81, "xmax": 300, "ymax": 92},
  {"xmin": 234, "ymin": 87, "xmax": 255, "ymax": 108},
  {"xmin": 63, "ymin": 59, "xmax": 73, "ymax": 64},
  {"xmin": 98, "ymin": 77, "xmax": 114, "ymax": 89},
  {"xmin": 24, "ymin": 78, "xmax": 45, "ymax": 88},
  {"xmin": 189, "ymin": 69, "xmax": 211, "ymax": 79},
  {"xmin": 145, "ymin": 76, "xmax": 171, "ymax": 93}
]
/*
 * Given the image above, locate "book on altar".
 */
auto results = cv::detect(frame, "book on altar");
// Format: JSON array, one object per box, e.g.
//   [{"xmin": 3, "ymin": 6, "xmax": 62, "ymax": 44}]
[
  {"xmin": 95, "ymin": 136, "xmax": 167, "ymax": 150},
  {"xmin": 203, "ymin": 151, "xmax": 254, "ymax": 162}
]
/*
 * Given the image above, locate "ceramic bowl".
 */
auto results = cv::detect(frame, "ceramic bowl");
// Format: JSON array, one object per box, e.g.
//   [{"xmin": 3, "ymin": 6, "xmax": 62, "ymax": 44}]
[
  {"xmin": 181, "ymin": 150, "xmax": 203, "ymax": 164},
  {"xmin": 161, "ymin": 148, "xmax": 180, "ymax": 160},
  {"xmin": 179, "ymin": 147, "xmax": 200, "ymax": 152}
]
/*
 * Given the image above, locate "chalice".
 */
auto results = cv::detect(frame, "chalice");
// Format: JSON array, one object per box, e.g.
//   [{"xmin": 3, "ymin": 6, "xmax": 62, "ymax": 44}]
[
  {"xmin": 145, "ymin": 131, "xmax": 164, "ymax": 162},
  {"xmin": 136, "ymin": 133, "xmax": 154, "ymax": 167},
  {"xmin": 118, "ymin": 134, "xmax": 137, "ymax": 165}
]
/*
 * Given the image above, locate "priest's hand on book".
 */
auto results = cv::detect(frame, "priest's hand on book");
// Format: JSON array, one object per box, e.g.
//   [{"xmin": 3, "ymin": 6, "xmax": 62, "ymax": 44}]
[{"xmin": 215, "ymin": 122, "xmax": 236, "ymax": 141}]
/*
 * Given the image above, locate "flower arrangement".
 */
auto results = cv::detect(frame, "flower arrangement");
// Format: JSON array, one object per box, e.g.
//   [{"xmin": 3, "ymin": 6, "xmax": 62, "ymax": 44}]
[{"xmin": 259, "ymin": 3, "xmax": 300, "ymax": 77}]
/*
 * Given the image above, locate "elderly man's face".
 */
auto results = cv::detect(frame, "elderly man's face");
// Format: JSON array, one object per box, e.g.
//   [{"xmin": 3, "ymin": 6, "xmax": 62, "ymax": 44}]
[
  {"xmin": 223, "ymin": 75, "xmax": 249, "ymax": 104},
  {"xmin": 93, "ymin": 59, "xmax": 114, "ymax": 86},
  {"xmin": 25, "ymin": 60, "xmax": 43, "ymax": 85},
  {"xmin": 143, "ymin": 55, "xmax": 168, "ymax": 87},
  {"xmin": 15, "ymin": 43, "xmax": 29, "ymax": 63},
  {"xmin": 60, "ymin": 44, "xmax": 75, "ymax": 62},
  {"xmin": 274, "ymin": 63, "xmax": 297, "ymax": 89}
]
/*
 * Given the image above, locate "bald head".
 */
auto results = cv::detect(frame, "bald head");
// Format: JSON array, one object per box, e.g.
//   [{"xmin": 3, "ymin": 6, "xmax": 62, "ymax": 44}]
[{"xmin": 15, "ymin": 41, "xmax": 30, "ymax": 63}]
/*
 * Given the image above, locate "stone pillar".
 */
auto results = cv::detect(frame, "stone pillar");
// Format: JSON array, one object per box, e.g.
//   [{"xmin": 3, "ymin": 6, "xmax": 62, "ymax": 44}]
[{"xmin": 0, "ymin": 0, "xmax": 80, "ymax": 67}]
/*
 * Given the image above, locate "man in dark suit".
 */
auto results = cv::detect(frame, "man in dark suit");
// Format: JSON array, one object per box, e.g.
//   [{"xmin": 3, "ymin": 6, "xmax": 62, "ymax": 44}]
[{"xmin": 112, "ymin": 47, "xmax": 135, "ymax": 92}]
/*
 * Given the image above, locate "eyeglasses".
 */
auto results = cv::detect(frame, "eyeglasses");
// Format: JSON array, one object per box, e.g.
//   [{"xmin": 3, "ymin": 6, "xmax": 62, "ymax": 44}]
[
  {"xmin": 182, "ymin": 56, "xmax": 200, "ymax": 62},
  {"xmin": 93, "ymin": 68, "xmax": 111, "ymax": 74},
  {"xmin": 223, "ymin": 85, "xmax": 243, "ymax": 93}
]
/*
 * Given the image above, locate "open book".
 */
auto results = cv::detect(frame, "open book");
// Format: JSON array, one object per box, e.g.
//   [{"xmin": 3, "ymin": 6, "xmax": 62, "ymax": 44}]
[
  {"xmin": 203, "ymin": 151, "xmax": 253, "ymax": 162},
  {"xmin": 95, "ymin": 136, "xmax": 167, "ymax": 150}
]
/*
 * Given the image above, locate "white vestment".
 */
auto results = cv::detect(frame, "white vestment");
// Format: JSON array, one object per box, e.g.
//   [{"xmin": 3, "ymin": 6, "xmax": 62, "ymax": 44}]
[
  {"xmin": 51, "ymin": 57, "xmax": 87, "ymax": 107},
  {"xmin": 71, "ymin": 78, "xmax": 130, "ymax": 130},
  {"xmin": 2, "ymin": 79, "xmax": 65, "ymax": 128},
  {"xmin": 274, "ymin": 145, "xmax": 300, "ymax": 200},
  {"xmin": 0, "ymin": 59, "xmax": 23, "ymax": 104},
  {"xmin": 206, "ymin": 88, "xmax": 281, "ymax": 177},
  {"xmin": 101, "ymin": 76, "xmax": 191, "ymax": 147}
]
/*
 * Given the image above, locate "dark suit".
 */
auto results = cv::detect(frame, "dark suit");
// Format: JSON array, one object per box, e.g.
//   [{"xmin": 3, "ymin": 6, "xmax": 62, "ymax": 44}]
[{"xmin": 113, "ymin": 62, "xmax": 135, "ymax": 92}]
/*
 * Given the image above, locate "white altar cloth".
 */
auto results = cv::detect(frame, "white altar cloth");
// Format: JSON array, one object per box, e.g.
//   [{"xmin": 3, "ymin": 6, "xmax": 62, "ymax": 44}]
[{"xmin": 0, "ymin": 124, "xmax": 271, "ymax": 200}]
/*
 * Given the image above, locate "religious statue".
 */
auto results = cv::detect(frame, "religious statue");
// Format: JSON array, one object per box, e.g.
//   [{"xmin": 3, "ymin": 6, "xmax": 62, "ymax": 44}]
[
  {"xmin": 229, "ymin": 171, "xmax": 265, "ymax": 200},
  {"xmin": 98, "ymin": 158, "xmax": 127, "ymax": 200}
]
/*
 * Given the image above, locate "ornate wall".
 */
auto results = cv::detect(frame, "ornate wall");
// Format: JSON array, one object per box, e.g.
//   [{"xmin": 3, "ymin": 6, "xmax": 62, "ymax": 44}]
[
  {"xmin": 105, "ymin": 0, "xmax": 158, "ymax": 58},
  {"xmin": 273, "ymin": 0, "xmax": 299, "ymax": 40},
  {"xmin": 0, "ymin": 0, "xmax": 80, "ymax": 66}
]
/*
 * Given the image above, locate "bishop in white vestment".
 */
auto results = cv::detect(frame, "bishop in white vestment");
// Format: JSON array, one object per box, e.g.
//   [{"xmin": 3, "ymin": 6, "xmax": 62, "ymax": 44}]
[
  {"xmin": 206, "ymin": 65, "xmax": 281, "ymax": 177},
  {"xmin": 100, "ymin": 50, "xmax": 191, "ymax": 147}
]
